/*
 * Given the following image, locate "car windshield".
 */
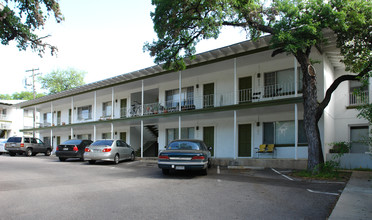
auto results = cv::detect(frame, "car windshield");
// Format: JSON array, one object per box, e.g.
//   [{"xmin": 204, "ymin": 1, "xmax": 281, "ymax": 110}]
[
  {"xmin": 91, "ymin": 140, "xmax": 113, "ymax": 146},
  {"xmin": 7, "ymin": 137, "xmax": 22, "ymax": 143},
  {"xmin": 61, "ymin": 140, "xmax": 82, "ymax": 145},
  {"xmin": 167, "ymin": 141, "xmax": 201, "ymax": 150}
]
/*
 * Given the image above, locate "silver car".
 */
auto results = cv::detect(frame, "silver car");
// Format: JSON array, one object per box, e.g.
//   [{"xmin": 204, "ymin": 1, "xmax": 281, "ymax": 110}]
[{"xmin": 84, "ymin": 139, "xmax": 135, "ymax": 164}]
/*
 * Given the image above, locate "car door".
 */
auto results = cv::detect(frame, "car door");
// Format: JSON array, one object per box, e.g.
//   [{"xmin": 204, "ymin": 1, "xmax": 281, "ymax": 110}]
[
  {"xmin": 123, "ymin": 141, "xmax": 132, "ymax": 159},
  {"xmin": 30, "ymin": 138, "xmax": 40, "ymax": 152}
]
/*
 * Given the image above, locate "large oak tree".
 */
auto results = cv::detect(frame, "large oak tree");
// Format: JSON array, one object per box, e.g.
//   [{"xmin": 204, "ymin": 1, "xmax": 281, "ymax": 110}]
[
  {"xmin": 144, "ymin": 0, "xmax": 371, "ymax": 170},
  {"xmin": 0, "ymin": 0, "xmax": 63, "ymax": 56}
]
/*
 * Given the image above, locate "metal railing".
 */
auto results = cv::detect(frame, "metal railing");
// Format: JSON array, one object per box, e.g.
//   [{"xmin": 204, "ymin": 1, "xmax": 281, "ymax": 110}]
[{"xmin": 349, "ymin": 91, "xmax": 369, "ymax": 106}]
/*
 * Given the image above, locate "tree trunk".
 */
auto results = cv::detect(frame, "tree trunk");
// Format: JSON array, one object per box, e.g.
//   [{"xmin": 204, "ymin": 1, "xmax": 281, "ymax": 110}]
[{"xmin": 295, "ymin": 50, "xmax": 324, "ymax": 171}]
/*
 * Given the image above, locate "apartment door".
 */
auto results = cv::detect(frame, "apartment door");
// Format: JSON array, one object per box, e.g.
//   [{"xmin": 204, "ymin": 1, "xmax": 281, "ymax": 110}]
[
  {"xmin": 203, "ymin": 126, "xmax": 214, "ymax": 156},
  {"xmin": 120, "ymin": 99, "xmax": 127, "ymax": 118},
  {"xmin": 120, "ymin": 132, "xmax": 127, "ymax": 142},
  {"xmin": 238, "ymin": 124, "xmax": 252, "ymax": 157},
  {"xmin": 239, "ymin": 76, "xmax": 252, "ymax": 103},
  {"xmin": 203, "ymin": 83, "xmax": 214, "ymax": 108}
]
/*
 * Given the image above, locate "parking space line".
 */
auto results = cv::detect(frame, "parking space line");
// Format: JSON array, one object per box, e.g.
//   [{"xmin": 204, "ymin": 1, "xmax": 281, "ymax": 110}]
[
  {"xmin": 271, "ymin": 168, "xmax": 294, "ymax": 181},
  {"xmin": 307, "ymin": 189, "xmax": 339, "ymax": 196}
]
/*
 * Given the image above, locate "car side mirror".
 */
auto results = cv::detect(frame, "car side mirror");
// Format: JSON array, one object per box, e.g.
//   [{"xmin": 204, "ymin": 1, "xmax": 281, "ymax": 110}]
[{"xmin": 164, "ymin": 146, "xmax": 167, "ymax": 149}]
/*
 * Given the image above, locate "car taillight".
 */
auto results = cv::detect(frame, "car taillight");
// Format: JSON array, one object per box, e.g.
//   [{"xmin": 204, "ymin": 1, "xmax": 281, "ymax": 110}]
[
  {"xmin": 56, "ymin": 146, "xmax": 59, "ymax": 151},
  {"xmin": 73, "ymin": 146, "xmax": 78, "ymax": 152},
  {"xmin": 102, "ymin": 148, "xmax": 112, "ymax": 152},
  {"xmin": 85, "ymin": 148, "xmax": 91, "ymax": 152},
  {"xmin": 20, "ymin": 143, "xmax": 24, "ymax": 147},
  {"xmin": 192, "ymin": 156, "xmax": 205, "ymax": 160},
  {"xmin": 158, "ymin": 155, "xmax": 169, "ymax": 160}
]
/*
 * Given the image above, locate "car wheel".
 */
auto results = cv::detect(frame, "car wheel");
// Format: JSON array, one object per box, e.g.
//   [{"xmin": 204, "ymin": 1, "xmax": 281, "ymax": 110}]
[
  {"xmin": 88, "ymin": 160, "xmax": 96, "ymax": 164},
  {"xmin": 59, "ymin": 157, "xmax": 66, "ymax": 162},
  {"xmin": 80, "ymin": 156, "xmax": 84, "ymax": 161},
  {"xmin": 162, "ymin": 169, "xmax": 170, "ymax": 175},
  {"xmin": 208, "ymin": 159, "xmax": 212, "ymax": 168},
  {"xmin": 9, "ymin": 152, "xmax": 16, "ymax": 156},
  {"xmin": 25, "ymin": 148, "xmax": 33, "ymax": 157},
  {"xmin": 0, "ymin": 152, "xmax": 2, "ymax": 155},
  {"xmin": 45, "ymin": 149, "xmax": 51, "ymax": 156},
  {"xmin": 114, "ymin": 154, "xmax": 120, "ymax": 164},
  {"xmin": 130, "ymin": 152, "xmax": 135, "ymax": 161},
  {"xmin": 32, "ymin": 153, "xmax": 37, "ymax": 156}
]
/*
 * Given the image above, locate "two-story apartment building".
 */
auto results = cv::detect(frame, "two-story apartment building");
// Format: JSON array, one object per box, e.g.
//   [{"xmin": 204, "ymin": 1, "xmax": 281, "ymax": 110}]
[{"xmin": 17, "ymin": 33, "xmax": 371, "ymax": 168}]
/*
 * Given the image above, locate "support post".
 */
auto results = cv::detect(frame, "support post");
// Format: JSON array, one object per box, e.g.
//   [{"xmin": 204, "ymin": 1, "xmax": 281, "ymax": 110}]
[
  {"xmin": 141, "ymin": 120, "xmax": 144, "ymax": 158},
  {"xmin": 295, "ymin": 104, "xmax": 298, "ymax": 160}
]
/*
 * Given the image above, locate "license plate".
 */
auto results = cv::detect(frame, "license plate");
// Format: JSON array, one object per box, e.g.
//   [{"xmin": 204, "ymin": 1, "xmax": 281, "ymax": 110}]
[
  {"xmin": 63, "ymin": 148, "xmax": 69, "ymax": 150},
  {"xmin": 175, "ymin": 166, "xmax": 185, "ymax": 170},
  {"xmin": 11, "ymin": 144, "xmax": 15, "ymax": 147}
]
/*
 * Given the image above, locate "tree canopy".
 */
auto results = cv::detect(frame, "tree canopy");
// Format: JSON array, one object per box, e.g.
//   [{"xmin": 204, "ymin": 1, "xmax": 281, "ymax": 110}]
[
  {"xmin": 0, "ymin": 91, "xmax": 44, "ymax": 100},
  {"xmin": 38, "ymin": 68, "xmax": 86, "ymax": 95},
  {"xmin": 0, "ymin": 0, "xmax": 63, "ymax": 56},
  {"xmin": 145, "ymin": 0, "xmax": 371, "ymax": 170}
]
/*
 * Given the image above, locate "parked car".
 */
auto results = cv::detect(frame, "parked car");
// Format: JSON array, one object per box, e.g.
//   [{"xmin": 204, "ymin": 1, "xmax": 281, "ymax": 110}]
[
  {"xmin": 56, "ymin": 139, "xmax": 93, "ymax": 161},
  {"xmin": 5, "ymin": 137, "xmax": 52, "ymax": 157},
  {"xmin": 84, "ymin": 139, "xmax": 135, "ymax": 164},
  {"xmin": 0, "ymin": 139, "xmax": 7, "ymax": 155},
  {"xmin": 158, "ymin": 139, "xmax": 212, "ymax": 175}
]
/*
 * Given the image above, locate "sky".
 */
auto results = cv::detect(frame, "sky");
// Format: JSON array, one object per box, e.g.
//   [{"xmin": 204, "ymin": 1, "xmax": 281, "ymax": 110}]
[{"xmin": 0, "ymin": 0, "xmax": 247, "ymax": 95}]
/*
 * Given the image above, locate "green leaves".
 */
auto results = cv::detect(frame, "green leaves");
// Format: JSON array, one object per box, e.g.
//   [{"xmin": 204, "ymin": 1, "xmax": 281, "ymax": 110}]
[
  {"xmin": 0, "ymin": 0, "xmax": 63, "ymax": 56},
  {"xmin": 38, "ymin": 68, "xmax": 86, "ymax": 95}
]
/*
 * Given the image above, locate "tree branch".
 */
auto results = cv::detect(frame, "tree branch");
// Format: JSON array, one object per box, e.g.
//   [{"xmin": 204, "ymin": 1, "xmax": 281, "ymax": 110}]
[
  {"xmin": 222, "ymin": 21, "xmax": 274, "ymax": 34},
  {"xmin": 316, "ymin": 64, "xmax": 372, "ymax": 121}
]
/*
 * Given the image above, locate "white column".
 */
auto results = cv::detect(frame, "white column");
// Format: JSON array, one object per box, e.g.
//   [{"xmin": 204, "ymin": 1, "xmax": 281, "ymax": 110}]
[
  {"xmin": 70, "ymin": 127, "xmax": 73, "ymax": 139},
  {"xmin": 141, "ymin": 120, "xmax": 144, "ymax": 158},
  {"xmin": 294, "ymin": 58, "xmax": 298, "ymax": 96},
  {"xmin": 234, "ymin": 58, "xmax": 237, "ymax": 105},
  {"xmin": 94, "ymin": 91, "xmax": 97, "ymax": 121},
  {"xmin": 141, "ymin": 80, "xmax": 144, "ymax": 116},
  {"xmin": 233, "ymin": 111, "xmax": 237, "ymax": 159},
  {"xmin": 93, "ymin": 125, "xmax": 96, "ymax": 142},
  {"xmin": 50, "ymin": 129, "xmax": 53, "ymax": 150},
  {"xmin": 295, "ymin": 104, "xmax": 298, "ymax": 160},
  {"xmin": 111, "ymin": 123, "xmax": 114, "ymax": 139},
  {"xmin": 178, "ymin": 116, "xmax": 181, "ymax": 139},
  {"xmin": 71, "ymin": 97, "xmax": 74, "ymax": 123},
  {"xmin": 111, "ymin": 87, "xmax": 114, "ymax": 118},
  {"xmin": 50, "ymin": 103, "xmax": 53, "ymax": 126},
  {"xmin": 179, "ymin": 71, "xmax": 182, "ymax": 111}
]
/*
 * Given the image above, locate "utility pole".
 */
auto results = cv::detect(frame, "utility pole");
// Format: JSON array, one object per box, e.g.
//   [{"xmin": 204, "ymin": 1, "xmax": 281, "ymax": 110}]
[{"xmin": 25, "ymin": 68, "xmax": 41, "ymax": 137}]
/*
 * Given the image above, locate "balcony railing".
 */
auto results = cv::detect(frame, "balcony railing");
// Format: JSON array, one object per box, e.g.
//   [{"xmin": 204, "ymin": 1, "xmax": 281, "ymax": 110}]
[
  {"xmin": 349, "ymin": 91, "xmax": 369, "ymax": 106},
  {"xmin": 117, "ymin": 82, "xmax": 298, "ymax": 118},
  {"xmin": 0, "ymin": 122, "xmax": 11, "ymax": 129},
  {"xmin": 33, "ymin": 82, "xmax": 300, "ymax": 127},
  {"xmin": 0, "ymin": 114, "xmax": 9, "ymax": 120}
]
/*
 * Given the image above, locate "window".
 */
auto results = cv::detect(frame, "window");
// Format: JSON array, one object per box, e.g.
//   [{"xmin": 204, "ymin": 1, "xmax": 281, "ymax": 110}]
[
  {"xmin": 263, "ymin": 120, "xmax": 307, "ymax": 145},
  {"xmin": 102, "ymin": 101, "xmax": 112, "ymax": 117},
  {"xmin": 165, "ymin": 86, "xmax": 194, "ymax": 108},
  {"xmin": 77, "ymin": 134, "xmax": 92, "ymax": 140},
  {"xmin": 102, "ymin": 132, "xmax": 111, "ymax": 139},
  {"xmin": 264, "ymin": 68, "xmax": 302, "ymax": 97},
  {"xmin": 166, "ymin": 127, "xmax": 195, "ymax": 145},
  {"xmin": 350, "ymin": 126, "xmax": 369, "ymax": 153},
  {"xmin": 77, "ymin": 105, "xmax": 92, "ymax": 120},
  {"xmin": 349, "ymin": 81, "xmax": 369, "ymax": 106}
]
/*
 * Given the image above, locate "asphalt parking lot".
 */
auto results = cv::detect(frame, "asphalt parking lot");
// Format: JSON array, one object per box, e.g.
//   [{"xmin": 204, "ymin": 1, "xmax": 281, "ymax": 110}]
[{"xmin": 0, "ymin": 154, "xmax": 346, "ymax": 220}]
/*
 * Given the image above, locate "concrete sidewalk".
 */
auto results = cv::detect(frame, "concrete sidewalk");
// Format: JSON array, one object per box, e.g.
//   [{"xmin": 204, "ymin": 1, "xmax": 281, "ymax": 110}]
[{"xmin": 329, "ymin": 171, "xmax": 372, "ymax": 219}]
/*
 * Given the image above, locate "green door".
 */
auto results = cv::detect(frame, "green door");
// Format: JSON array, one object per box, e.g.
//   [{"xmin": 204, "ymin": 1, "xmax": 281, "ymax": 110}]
[
  {"xmin": 203, "ymin": 126, "xmax": 214, "ymax": 156},
  {"xmin": 238, "ymin": 124, "xmax": 252, "ymax": 157},
  {"xmin": 239, "ymin": 76, "xmax": 252, "ymax": 103},
  {"xmin": 120, "ymin": 132, "xmax": 127, "ymax": 142},
  {"xmin": 203, "ymin": 83, "xmax": 214, "ymax": 108},
  {"xmin": 120, "ymin": 99, "xmax": 127, "ymax": 118}
]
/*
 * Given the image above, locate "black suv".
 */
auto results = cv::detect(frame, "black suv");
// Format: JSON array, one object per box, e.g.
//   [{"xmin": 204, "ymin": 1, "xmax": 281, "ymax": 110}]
[{"xmin": 5, "ymin": 137, "xmax": 52, "ymax": 157}]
